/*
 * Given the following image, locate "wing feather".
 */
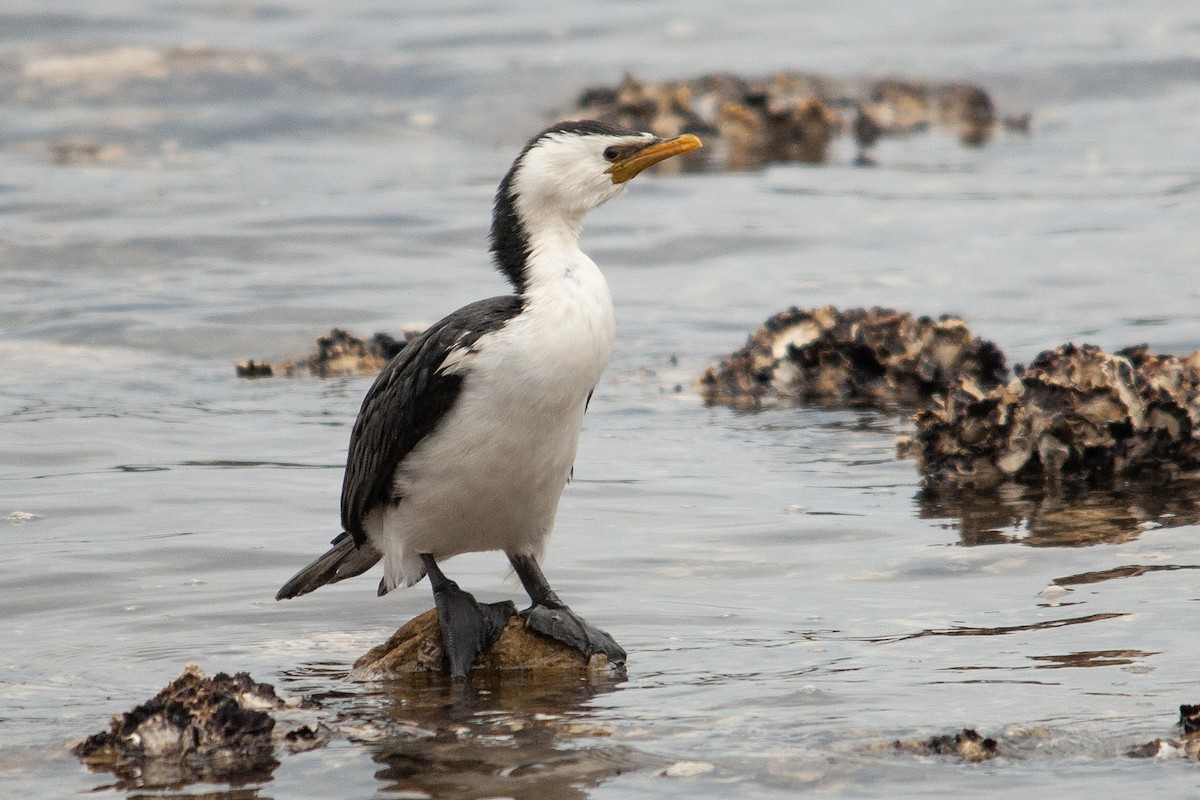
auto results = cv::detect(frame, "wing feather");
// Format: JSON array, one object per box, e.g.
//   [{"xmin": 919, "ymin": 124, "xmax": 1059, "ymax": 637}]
[{"xmin": 339, "ymin": 295, "xmax": 523, "ymax": 545}]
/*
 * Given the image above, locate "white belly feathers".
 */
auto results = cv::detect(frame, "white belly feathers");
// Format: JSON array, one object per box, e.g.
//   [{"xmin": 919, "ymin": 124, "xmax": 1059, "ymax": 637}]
[{"xmin": 367, "ymin": 255, "xmax": 616, "ymax": 591}]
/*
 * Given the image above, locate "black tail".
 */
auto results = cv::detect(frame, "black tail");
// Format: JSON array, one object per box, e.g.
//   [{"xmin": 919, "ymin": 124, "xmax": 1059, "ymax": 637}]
[{"xmin": 275, "ymin": 532, "xmax": 382, "ymax": 600}]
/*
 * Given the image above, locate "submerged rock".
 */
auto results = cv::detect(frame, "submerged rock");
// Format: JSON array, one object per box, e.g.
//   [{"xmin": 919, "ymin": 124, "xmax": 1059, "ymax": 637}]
[
  {"xmin": 351, "ymin": 608, "xmax": 620, "ymax": 680},
  {"xmin": 576, "ymin": 72, "xmax": 1017, "ymax": 170},
  {"xmin": 909, "ymin": 343, "xmax": 1200, "ymax": 490},
  {"xmin": 698, "ymin": 305, "xmax": 1007, "ymax": 410},
  {"xmin": 892, "ymin": 728, "xmax": 999, "ymax": 762},
  {"xmin": 72, "ymin": 663, "xmax": 322, "ymax": 788},
  {"xmin": 236, "ymin": 326, "xmax": 423, "ymax": 378}
]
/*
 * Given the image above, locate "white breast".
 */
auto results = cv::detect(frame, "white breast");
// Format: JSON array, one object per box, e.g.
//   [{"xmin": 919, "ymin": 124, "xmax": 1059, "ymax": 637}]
[{"xmin": 367, "ymin": 247, "xmax": 616, "ymax": 591}]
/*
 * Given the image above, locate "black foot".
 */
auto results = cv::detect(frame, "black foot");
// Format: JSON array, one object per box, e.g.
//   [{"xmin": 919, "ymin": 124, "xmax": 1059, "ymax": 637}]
[
  {"xmin": 524, "ymin": 603, "xmax": 627, "ymax": 665},
  {"xmin": 423, "ymin": 555, "xmax": 515, "ymax": 678}
]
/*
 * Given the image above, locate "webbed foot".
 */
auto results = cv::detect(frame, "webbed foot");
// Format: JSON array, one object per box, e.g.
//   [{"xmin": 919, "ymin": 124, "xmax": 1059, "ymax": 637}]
[
  {"xmin": 422, "ymin": 554, "xmax": 516, "ymax": 678},
  {"xmin": 508, "ymin": 552, "xmax": 626, "ymax": 665},
  {"xmin": 524, "ymin": 603, "xmax": 626, "ymax": 664}
]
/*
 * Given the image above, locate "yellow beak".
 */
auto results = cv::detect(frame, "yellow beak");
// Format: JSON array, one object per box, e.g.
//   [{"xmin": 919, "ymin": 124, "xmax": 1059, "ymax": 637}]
[{"xmin": 605, "ymin": 133, "xmax": 703, "ymax": 184}]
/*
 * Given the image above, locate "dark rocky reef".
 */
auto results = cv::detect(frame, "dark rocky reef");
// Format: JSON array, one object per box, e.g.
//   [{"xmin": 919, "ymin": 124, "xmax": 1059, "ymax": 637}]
[
  {"xmin": 576, "ymin": 72, "xmax": 1028, "ymax": 170},
  {"xmin": 73, "ymin": 664, "xmax": 324, "ymax": 789},
  {"xmin": 352, "ymin": 608, "xmax": 621, "ymax": 681},
  {"xmin": 703, "ymin": 307, "xmax": 1200, "ymax": 518},
  {"xmin": 697, "ymin": 306, "xmax": 1008, "ymax": 410},
  {"xmin": 908, "ymin": 343, "xmax": 1200, "ymax": 490},
  {"xmin": 236, "ymin": 326, "xmax": 423, "ymax": 378}
]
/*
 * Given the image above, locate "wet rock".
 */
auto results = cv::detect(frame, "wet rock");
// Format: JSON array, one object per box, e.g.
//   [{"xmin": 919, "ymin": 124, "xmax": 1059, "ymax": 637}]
[
  {"xmin": 351, "ymin": 608, "xmax": 620, "ymax": 680},
  {"xmin": 910, "ymin": 343, "xmax": 1200, "ymax": 490},
  {"xmin": 296, "ymin": 328, "xmax": 415, "ymax": 377},
  {"xmin": 1127, "ymin": 704, "xmax": 1200, "ymax": 759},
  {"xmin": 893, "ymin": 728, "xmax": 999, "ymax": 762},
  {"xmin": 237, "ymin": 326, "xmax": 424, "ymax": 378},
  {"xmin": 576, "ymin": 72, "xmax": 1019, "ymax": 170},
  {"xmin": 1002, "ymin": 112, "xmax": 1033, "ymax": 134},
  {"xmin": 698, "ymin": 306, "xmax": 1007, "ymax": 410},
  {"xmin": 1181, "ymin": 704, "xmax": 1200, "ymax": 736},
  {"xmin": 50, "ymin": 137, "xmax": 128, "ymax": 165},
  {"xmin": 1127, "ymin": 738, "xmax": 1176, "ymax": 758},
  {"xmin": 234, "ymin": 358, "xmax": 274, "ymax": 378},
  {"xmin": 938, "ymin": 83, "xmax": 997, "ymax": 146},
  {"xmin": 73, "ymin": 663, "xmax": 295, "ymax": 788}
]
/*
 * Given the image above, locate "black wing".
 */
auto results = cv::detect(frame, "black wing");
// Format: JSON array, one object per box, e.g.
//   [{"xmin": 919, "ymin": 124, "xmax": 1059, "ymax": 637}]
[{"xmin": 340, "ymin": 295, "xmax": 523, "ymax": 545}]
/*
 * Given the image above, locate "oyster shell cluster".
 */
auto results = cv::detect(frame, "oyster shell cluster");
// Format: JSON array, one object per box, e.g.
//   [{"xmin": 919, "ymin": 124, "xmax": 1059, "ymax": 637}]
[
  {"xmin": 910, "ymin": 344, "xmax": 1200, "ymax": 489},
  {"xmin": 237, "ymin": 326, "xmax": 423, "ymax": 378},
  {"xmin": 73, "ymin": 664, "xmax": 322, "ymax": 788},
  {"xmin": 576, "ymin": 73, "xmax": 1027, "ymax": 170},
  {"xmin": 702, "ymin": 307, "xmax": 1200, "ymax": 489}
]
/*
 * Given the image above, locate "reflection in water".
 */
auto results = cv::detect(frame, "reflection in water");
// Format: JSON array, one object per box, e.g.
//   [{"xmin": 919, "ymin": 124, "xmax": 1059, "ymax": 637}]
[
  {"xmin": 917, "ymin": 478, "xmax": 1200, "ymax": 546},
  {"xmin": 1054, "ymin": 564, "xmax": 1200, "ymax": 587},
  {"xmin": 299, "ymin": 669, "xmax": 656, "ymax": 800},
  {"xmin": 125, "ymin": 791, "xmax": 269, "ymax": 800},
  {"xmin": 858, "ymin": 612, "xmax": 1126, "ymax": 644},
  {"xmin": 1028, "ymin": 649, "xmax": 1159, "ymax": 669}
]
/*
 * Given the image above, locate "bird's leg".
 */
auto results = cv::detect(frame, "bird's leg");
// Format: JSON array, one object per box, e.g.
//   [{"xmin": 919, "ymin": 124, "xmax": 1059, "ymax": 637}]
[
  {"xmin": 508, "ymin": 553, "xmax": 626, "ymax": 665},
  {"xmin": 421, "ymin": 554, "xmax": 515, "ymax": 678}
]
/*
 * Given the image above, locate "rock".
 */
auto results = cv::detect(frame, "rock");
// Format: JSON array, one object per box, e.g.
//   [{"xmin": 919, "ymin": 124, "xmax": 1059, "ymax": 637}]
[
  {"xmin": 698, "ymin": 305, "xmax": 1007, "ymax": 410},
  {"xmin": 297, "ymin": 328, "xmax": 413, "ymax": 377},
  {"xmin": 893, "ymin": 728, "xmax": 999, "ymax": 762},
  {"xmin": 235, "ymin": 358, "xmax": 274, "ymax": 378},
  {"xmin": 236, "ymin": 326, "xmax": 424, "ymax": 378},
  {"xmin": 73, "ymin": 664, "xmax": 287, "ymax": 787},
  {"xmin": 50, "ymin": 137, "xmax": 128, "ymax": 165},
  {"xmin": 575, "ymin": 72, "xmax": 1019, "ymax": 170},
  {"xmin": 911, "ymin": 343, "xmax": 1200, "ymax": 490},
  {"xmin": 1181, "ymin": 704, "xmax": 1200, "ymax": 736},
  {"xmin": 1127, "ymin": 704, "xmax": 1200, "ymax": 760},
  {"xmin": 351, "ymin": 608, "xmax": 619, "ymax": 680},
  {"xmin": 1126, "ymin": 738, "xmax": 1178, "ymax": 758}
]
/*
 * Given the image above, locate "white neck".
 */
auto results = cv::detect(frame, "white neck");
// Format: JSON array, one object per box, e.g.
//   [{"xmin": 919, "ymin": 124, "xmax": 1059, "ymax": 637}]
[
  {"xmin": 520, "ymin": 212, "xmax": 587, "ymax": 293},
  {"xmin": 516, "ymin": 213, "xmax": 615, "ymax": 374}
]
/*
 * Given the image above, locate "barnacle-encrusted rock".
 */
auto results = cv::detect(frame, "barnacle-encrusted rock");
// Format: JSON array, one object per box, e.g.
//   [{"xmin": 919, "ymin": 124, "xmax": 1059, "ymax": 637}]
[
  {"xmin": 697, "ymin": 306, "xmax": 1007, "ymax": 410},
  {"xmin": 351, "ymin": 608, "xmax": 619, "ymax": 680},
  {"xmin": 910, "ymin": 343, "xmax": 1200, "ymax": 489},
  {"xmin": 297, "ymin": 328, "xmax": 415, "ymax": 377},
  {"xmin": 73, "ymin": 664, "xmax": 287, "ymax": 787},
  {"xmin": 576, "ymin": 72, "xmax": 1016, "ymax": 170},
  {"xmin": 236, "ymin": 326, "xmax": 423, "ymax": 378}
]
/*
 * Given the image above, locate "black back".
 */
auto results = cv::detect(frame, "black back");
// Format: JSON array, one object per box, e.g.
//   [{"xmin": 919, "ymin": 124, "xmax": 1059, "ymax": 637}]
[{"xmin": 340, "ymin": 294, "xmax": 524, "ymax": 544}]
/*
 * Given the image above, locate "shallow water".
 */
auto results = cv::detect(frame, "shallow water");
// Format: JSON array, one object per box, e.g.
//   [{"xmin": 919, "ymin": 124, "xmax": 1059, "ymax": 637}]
[{"xmin": 3, "ymin": 1, "xmax": 1200, "ymax": 797}]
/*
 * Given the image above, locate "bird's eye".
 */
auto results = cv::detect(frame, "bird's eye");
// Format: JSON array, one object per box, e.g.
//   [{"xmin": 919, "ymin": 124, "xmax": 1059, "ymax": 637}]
[{"xmin": 602, "ymin": 146, "xmax": 620, "ymax": 161}]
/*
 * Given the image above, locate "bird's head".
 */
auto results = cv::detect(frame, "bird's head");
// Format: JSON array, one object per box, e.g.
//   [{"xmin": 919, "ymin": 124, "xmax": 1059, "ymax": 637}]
[{"xmin": 491, "ymin": 120, "xmax": 701, "ymax": 291}]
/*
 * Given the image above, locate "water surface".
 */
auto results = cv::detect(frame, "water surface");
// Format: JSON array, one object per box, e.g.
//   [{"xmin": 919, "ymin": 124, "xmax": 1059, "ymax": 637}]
[{"xmin": 3, "ymin": 1, "xmax": 1200, "ymax": 797}]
